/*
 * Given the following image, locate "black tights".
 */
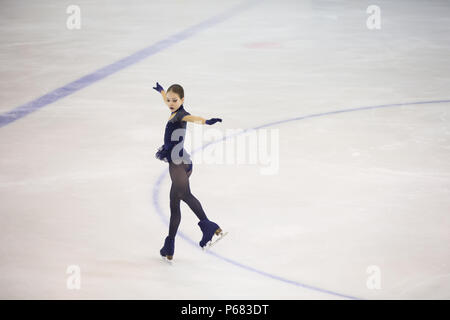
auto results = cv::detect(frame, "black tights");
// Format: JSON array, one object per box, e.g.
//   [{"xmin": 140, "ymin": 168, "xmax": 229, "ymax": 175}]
[{"xmin": 168, "ymin": 161, "xmax": 207, "ymax": 238}]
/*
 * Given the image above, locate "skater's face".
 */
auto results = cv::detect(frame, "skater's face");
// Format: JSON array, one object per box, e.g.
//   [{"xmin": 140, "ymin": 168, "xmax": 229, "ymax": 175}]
[{"xmin": 166, "ymin": 91, "xmax": 184, "ymax": 112}]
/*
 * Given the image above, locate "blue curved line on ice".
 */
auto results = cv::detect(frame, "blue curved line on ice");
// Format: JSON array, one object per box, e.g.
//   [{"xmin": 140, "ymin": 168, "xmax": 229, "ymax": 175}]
[{"xmin": 152, "ymin": 99, "xmax": 450, "ymax": 300}]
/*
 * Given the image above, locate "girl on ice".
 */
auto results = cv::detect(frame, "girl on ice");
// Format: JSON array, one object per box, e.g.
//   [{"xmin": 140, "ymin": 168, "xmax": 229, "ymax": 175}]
[{"xmin": 153, "ymin": 82, "xmax": 225, "ymax": 261}]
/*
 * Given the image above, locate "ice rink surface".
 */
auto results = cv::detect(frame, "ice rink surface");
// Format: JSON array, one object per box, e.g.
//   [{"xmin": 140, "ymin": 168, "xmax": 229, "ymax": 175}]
[{"xmin": 0, "ymin": 0, "xmax": 449, "ymax": 299}]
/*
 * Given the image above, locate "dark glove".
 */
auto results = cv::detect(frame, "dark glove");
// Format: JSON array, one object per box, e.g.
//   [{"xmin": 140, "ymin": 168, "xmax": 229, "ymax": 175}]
[
  {"xmin": 205, "ymin": 118, "xmax": 222, "ymax": 125},
  {"xmin": 153, "ymin": 82, "xmax": 164, "ymax": 93},
  {"xmin": 155, "ymin": 145, "xmax": 169, "ymax": 162}
]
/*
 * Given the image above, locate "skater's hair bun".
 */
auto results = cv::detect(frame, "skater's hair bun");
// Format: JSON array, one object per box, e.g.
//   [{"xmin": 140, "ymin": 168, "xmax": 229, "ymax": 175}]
[{"xmin": 167, "ymin": 84, "xmax": 184, "ymax": 99}]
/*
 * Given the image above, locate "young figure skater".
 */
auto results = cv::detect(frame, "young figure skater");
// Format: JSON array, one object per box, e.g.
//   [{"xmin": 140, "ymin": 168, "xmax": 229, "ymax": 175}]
[{"xmin": 153, "ymin": 82, "xmax": 224, "ymax": 261}]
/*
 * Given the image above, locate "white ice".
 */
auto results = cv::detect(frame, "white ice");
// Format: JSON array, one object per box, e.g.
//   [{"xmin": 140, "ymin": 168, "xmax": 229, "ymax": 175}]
[{"xmin": 0, "ymin": 0, "xmax": 449, "ymax": 299}]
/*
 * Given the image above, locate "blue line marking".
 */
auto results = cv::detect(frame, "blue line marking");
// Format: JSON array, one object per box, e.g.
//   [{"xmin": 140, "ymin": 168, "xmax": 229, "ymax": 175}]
[
  {"xmin": 0, "ymin": 0, "xmax": 261, "ymax": 129},
  {"xmin": 152, "ymin": 99, "xmax": 449, "ymax": 300}
]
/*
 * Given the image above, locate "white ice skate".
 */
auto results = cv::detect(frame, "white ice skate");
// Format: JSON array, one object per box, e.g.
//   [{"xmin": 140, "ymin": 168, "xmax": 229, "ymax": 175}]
[
  {"xmin": 161, "ymin": 256, "xmax": 174, "ymax": 265},
  {"xmin": 202, "ymin": 228, "xmax": 228, "ymax": 251}
]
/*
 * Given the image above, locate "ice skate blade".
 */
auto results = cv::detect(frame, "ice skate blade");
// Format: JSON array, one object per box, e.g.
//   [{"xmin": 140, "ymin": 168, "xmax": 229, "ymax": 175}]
[
  {"xmin": 161, "ymin": 255, "xmax": 173, "ymax": 264},
  {"xmin": 203, "ymin": 230, "xmax": 228, "ymax": 251}
]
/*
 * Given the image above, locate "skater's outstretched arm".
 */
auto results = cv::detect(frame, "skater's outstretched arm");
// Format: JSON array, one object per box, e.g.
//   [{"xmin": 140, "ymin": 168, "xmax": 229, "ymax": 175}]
[
  {"xmin": 181, "ymin": 115, "xmax": 206, "ymax": 124},
  {"xmin": 182, "ymin": 115, "xmax": 222, "ymax": 125},
  {"xmin": 152, "ymin": 82, "xmax": 169, "ymax": 107}
]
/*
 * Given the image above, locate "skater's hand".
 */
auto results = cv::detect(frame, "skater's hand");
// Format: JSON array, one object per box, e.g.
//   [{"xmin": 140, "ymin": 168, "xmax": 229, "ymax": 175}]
[
  {"xmin": 155, "ymin": 145, "xmax": 169, "ymax": 162},
  {"xmin": 153, "ymin": 82, "xmax": 164, "ymax": 93},
  {"xmin": 205, "ymin": 118, "xmax": 222, "ymax": 125}
]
